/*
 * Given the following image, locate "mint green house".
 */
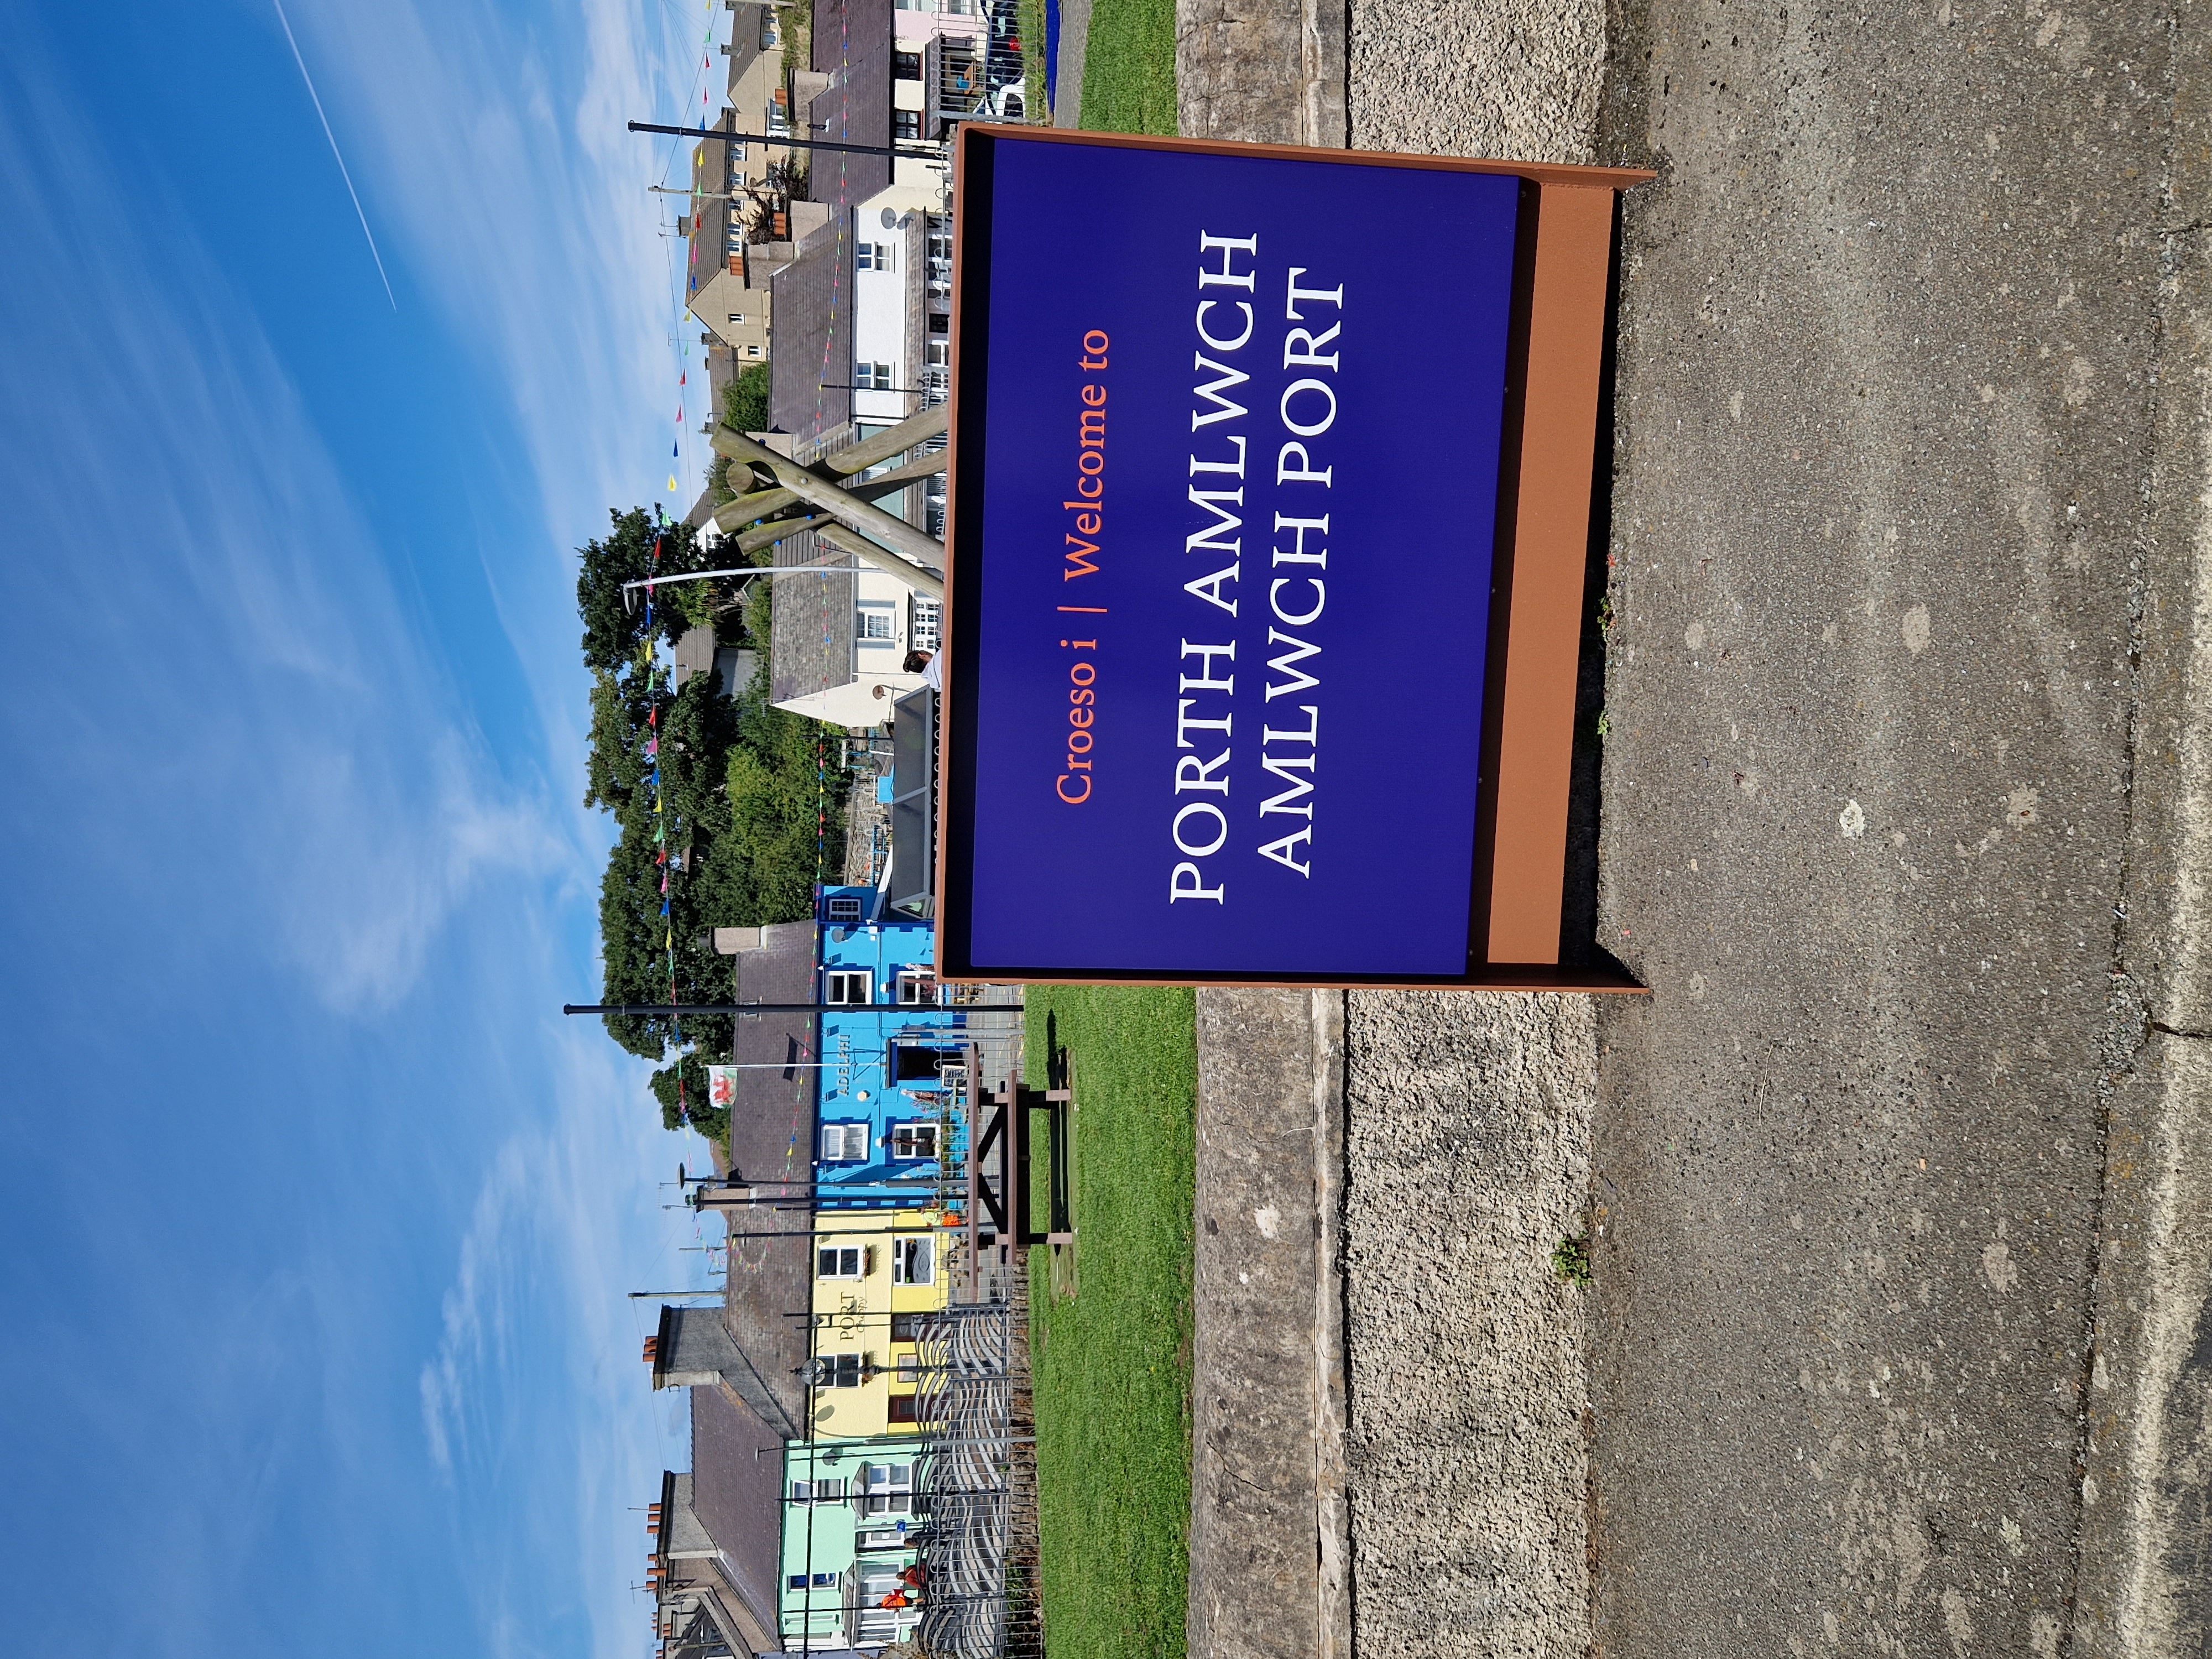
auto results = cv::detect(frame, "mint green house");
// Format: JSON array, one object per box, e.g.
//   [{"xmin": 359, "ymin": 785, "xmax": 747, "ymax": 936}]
[{"xmin": 778, "ymin": 1442, "xmax": 927, "ymax": 1651}]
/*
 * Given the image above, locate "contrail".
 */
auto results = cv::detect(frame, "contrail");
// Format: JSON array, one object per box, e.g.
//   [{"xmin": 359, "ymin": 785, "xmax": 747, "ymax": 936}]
[{"xmin": 272, "ymin": 0, "xmax": 397, "ymax": 310}]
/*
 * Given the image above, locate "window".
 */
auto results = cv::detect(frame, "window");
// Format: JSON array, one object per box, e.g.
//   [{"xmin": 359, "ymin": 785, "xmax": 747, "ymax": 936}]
[
  {"xmin": 827, "ymin": 894, "xmax": 864, "ymax": 924},
  {"xmin": 815, "ymin": 1353, "xmax": 865, "ymax": 1389},
  {"xmin": 857, "ymin": 1526, "xmax": 907, "ymax": 1550},
  {"xmin": 896, "ymin": 1352, "xmax": 920, "ymax": 1383},
  {"xmin": 890, "ymin": 1123, "xmax": 940, "ymax": 1162},
  {"xmin": 891, "ymin": 1236, "xmax": 935, "ymax": 1286},
  {"xmin": 889, "ymin": 1311, "xmax": 922, "ymax": 1342},
  {"xmin": 892, "ymin": 1044, "xmax": 948, "ymax": 1082},
  {"xmin": 854, "ymin": 361, "xmax": 895, "ymax": 390},
  {"xmin": 817, "ymin": 1244, "xmax": 866, "ymax": 1279},
  {"xmin": 857, "ymin": 1464, "xmax": 913, "ymax": 1516},
  {"xmin": 856, "ymin": 242, "xmax": 894, "ymax": 273},
  {"xmin": 728, "ymin": 312, "xmax": 747, "ymax": 326},
  {"xmin": 896, "ymin": 967, "xmax": 937, "ymax": 1005},
  {"xmin": 790, "ymin": 1477, "xmax": 846, "ymax": 1505},
  {"xmin": 928, "ymin": 312, "xmax": 950, "ymax": 335},
  {"xmin": 887, "ymin": 1394, "xmax": 919, "ymax": 1423},
  {"xmin": 858, "ymin": 607, "xmax": 896, "ymax": 643},
  {"xmin": 909, "ymin": 598, "xmax": 941, "ymax": 653},
  {"xmin": 894, "ymin": 109, "xmax": 921, "ymax": 141},
  {"xmin": 894, "ymin": 50, "xmax": 921, "ymax": 79},
  {"xmin": 826, "ymin": 969, "xmax": 871, "ymax": 1005},
  {"xmin": 759, "ymin": 12, "xmax": 779, "ymax": 46},
  {"xmin": 788, "ymin": 1569, "xmax": 838, "ymax": 1589},
  {"xmin": 926, "ymin": 340, "xmax": 950, "ymax": 368},
  {"xmin": 747, "ymin": 343, "xmax": 761, "ymax": 358},
  {"xmin": 819, "ymin": 1122, "xmax": 869, "ymax": 1162}
]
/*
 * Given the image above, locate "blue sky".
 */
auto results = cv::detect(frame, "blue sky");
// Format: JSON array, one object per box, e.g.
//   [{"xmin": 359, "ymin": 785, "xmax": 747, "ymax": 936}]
[{"xmin": 0, "ymin": 2, "xmax": 728, "ymax": 1653}]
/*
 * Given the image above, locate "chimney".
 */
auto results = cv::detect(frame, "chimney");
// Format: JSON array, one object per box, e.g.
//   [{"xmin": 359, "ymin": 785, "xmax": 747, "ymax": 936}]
[
  {"xmin": 647, "ymin": 1503, "xmax": 663, "ymax": 1531},
  {"xmin": 643, "ymin": 1335, "xmax": 659, "ymax": 1365}
]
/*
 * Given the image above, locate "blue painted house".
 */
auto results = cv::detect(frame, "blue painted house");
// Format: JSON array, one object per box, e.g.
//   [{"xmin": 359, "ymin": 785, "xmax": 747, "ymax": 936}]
[{"xmin": 813, "ymin": 885, "xmax": 968, "ymax": 1213}]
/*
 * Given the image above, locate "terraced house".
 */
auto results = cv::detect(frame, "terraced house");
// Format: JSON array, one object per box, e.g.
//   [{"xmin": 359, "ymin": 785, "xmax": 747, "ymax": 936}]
[
  {"xmin": 808, "ymin": 1206, "xmax": 952, "ymax": 1438},
  {"xmin": 812, "ymin": 884, "xmax": 968, "ymax": 1213},
  {"xmin": 778, "ymin": 1441, "xmax": 929, "ymax": 1650}
]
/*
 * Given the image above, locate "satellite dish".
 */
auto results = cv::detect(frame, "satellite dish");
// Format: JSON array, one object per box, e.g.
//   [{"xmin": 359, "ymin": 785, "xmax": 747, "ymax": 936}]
[{"xmin": 880, "ymin": 207, "xmax": 899, "ymax": 229}]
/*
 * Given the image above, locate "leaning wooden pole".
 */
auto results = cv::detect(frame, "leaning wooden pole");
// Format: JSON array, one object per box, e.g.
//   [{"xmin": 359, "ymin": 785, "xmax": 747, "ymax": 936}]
[{"xmin": 709, "ymin": 424, "xmax": 948, "ymax": 576}]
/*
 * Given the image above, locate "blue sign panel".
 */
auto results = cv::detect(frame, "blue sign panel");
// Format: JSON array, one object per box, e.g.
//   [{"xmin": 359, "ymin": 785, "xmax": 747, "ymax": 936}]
[{"xmin": 942, "ymin": 132, "xmax": 1524, "ymax": 980}]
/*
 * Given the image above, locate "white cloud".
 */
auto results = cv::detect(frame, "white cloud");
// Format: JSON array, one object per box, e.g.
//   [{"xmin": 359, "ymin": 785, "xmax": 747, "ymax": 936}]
[
  {"xmin": 0, "ymin": 32, "xmax": 586, "ymax": 1019},
  {"xmin": 276, "ymin": 0, "xmax": 714, "ymax": 719},
  {"xmin": 418, "ymin": 1020, "xmax": 716, "ymax": 1659}
]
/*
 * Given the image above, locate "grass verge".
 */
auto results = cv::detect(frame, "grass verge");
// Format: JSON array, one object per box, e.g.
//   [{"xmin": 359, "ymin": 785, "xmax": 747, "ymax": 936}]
[
  {"xmin": 1025, "ymin": 985, "xmax": 1196, "ymax": 1659},
  {"xmin": 1079, "ymin": 0, "xmax": 1177, "ymax": 135}
]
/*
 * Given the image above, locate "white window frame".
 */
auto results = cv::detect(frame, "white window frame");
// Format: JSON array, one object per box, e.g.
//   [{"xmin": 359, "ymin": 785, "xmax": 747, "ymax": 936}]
[
  {"xmin": 817, "ymin": 1244, "xmax": 867, "ymax": 1280},
  {"xmin": 857, "ymin": 604, "xmax": 896, "ymax": 644},
  {"xmin": 819, "ymin": 1122, "xmax": 870, "ymax": 1162},
  {"xmin": 816, "ymin": 1353, "xmax": 865, "ymax": 1389},
  {"xmin": 858, "ymin": 1463, "xmax": 913, "ymax": 1516},
  {"xmin": 908, "ymin": 597, "xmax": 941, "ymax": 653},
  {"xmin": 826, "ymin": 969, "xmax": 872, "ymax": 1005},
  {"xmin": 891, "ymin": 1235, "xmax": 935, "ymax": 1286},
  {"xmin": 896, "ymin": 968, "xmax": 937, "ymax": 1005},
  {"xmin": 889, "ymin": 1123, "xmax": 940, "ymax": 1163}
]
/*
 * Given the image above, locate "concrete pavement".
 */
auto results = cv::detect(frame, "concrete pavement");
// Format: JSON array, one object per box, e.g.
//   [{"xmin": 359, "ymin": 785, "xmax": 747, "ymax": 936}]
[
  {"xmin": 1591, "ymin": 5, "xmax": 2212, "ymax": 1653},
  {"xmin": 1170, "ymin": 2, "xmax": 2212, "ymax": 1653}
]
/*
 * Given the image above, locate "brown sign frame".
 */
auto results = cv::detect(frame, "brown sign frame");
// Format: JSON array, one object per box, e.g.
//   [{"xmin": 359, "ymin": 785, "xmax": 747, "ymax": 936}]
[{"xmin": 936, "ymin": 126, "xmax": 1653, "ymax": 992}]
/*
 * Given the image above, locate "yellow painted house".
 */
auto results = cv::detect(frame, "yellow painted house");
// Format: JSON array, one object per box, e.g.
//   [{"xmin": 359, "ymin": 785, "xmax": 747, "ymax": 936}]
[{"xmin": 807, "ymin": 1208, "xmax": 952, "ymax": 1439}]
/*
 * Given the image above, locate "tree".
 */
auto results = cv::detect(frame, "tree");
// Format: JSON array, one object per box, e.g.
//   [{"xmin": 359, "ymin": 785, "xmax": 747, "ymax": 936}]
[
  {"xmin": 577, "ymin": 507, "xmax": 716, "ymax": 675},
  {"xmin": 724, "ymin": 362, "xmax": 771, "ymax": 434}
]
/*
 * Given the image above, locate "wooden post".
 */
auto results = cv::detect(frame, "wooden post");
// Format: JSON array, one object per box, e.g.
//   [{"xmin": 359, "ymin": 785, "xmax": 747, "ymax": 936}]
[
  {"xmin": 1485, "ymin": 184, "xmax": 1613, "ymax": 966},
  {"xmin": 711, "ymin": 424, "xmax": 949, "ymax": 579}
]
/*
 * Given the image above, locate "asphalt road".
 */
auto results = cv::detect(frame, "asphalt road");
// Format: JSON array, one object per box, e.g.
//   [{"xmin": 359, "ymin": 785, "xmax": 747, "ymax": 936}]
[{"xmin": 1589, "ymin": 6, "xmax": 2211, "ymax": 1655}]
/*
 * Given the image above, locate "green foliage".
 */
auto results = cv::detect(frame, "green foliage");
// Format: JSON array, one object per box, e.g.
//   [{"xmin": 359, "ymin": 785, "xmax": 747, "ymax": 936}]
[
  {"xmin": 1552, "ymin": 1234, "xmax": 1594, "ymax": 1285},
  {"xmin": 650, "ymin": 1054, "xmax": 730, "ymax": 1143},
  {"xmin": 577, "ymin": 514, "xmax": 846, "ymax": 1145},
  {"xmin": 723, "ymin": 362, "xmax": 771, "ymax": 434},
  {"xmin": 1018, "ymin": 0, "xmax": 1046, "ymax": 122},
  {"xmin": 576, "ymin": 507, "xmax": 716, "ymax": 675},
  {"xmin": 591, "ymin": 666, "xmax": 744, "ymax": 1068},
  {"xmin": 1026, "ymin": 986, "xmax": 1194, "ymax": 1659},
  {"xmin": 1079, "ymin": 0, "xmax": 1177, "ymax": 137},
  {"xmin": 719, "ymin": 671, "xmax": 842, "ymax": 926}
]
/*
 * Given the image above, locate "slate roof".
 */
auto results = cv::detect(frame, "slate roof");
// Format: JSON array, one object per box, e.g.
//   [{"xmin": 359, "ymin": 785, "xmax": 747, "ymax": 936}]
[
  {"xmin": 767, "ymin": 526, "xmax": 859, "ymax": 705},
  {"xmin": 767, "ymin": 226, "xmax": 852, "ymax": 451},
  {"xmin": 717, "ymin": 919, "xmax": 818, "ymax": 1432},
  {"xmin": 805, "ymin": 0, "xmax": 894, "ymax": 210},
  {"xmin": 688, "ymin": 1383, "xmax": 786, "ymax": 1636}
]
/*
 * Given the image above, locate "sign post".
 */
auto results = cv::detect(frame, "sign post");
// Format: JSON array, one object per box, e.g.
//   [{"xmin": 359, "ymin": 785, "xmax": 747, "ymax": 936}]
[{"xmin": 935, "ymin": 127, "xmax": 1651, "ymax": 989}]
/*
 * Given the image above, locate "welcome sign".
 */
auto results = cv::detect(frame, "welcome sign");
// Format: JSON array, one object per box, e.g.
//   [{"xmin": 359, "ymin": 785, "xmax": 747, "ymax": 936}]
[{"xmin": 936, "ymin": 129, "xmax": 1649, "ymax": 988}]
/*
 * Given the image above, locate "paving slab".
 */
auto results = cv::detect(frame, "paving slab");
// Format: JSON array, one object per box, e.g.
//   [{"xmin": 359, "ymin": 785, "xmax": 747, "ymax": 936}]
[
  {"xmin": 1175, "ymin": 0, "xmax": 1344, "ymax": 147},
  {"xmin": 1188, "ymin": 988, "xmax": 1350, "ymax": 1659}
]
